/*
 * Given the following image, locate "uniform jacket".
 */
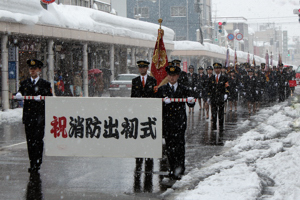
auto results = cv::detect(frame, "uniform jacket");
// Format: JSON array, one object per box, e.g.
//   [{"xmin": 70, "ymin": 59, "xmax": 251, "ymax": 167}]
[
  {"xmin": 156, "ymin": 83, "xmax": 189, "ymax": 136},
  {"xmin": 18, "ymin": 78, "xmax": 53, "ymax": 125},
  {"xmin": 131, "ymin": 75, "xmax": 157, "ymax": 98},
  {"xmin": 207, "ymin": 74, "xmax": 229, "ymax": 104},
  {"xmin": 277, "ymin": 70, "xmax": 287, "ymax": 88},
  {"xmin": 178, "ymin": 71, "xmax": 188, "ymax": 86},
  {"xmin": 228, "ymin": 76, "xmax": 238, "ymax": 98},
  {"xmin": 244, "ymin": 75, "xmax": 257, "ymax": 98},
  {"xmin": 186, "ymin": 73, "xmax": 198, "ymax": 98}
]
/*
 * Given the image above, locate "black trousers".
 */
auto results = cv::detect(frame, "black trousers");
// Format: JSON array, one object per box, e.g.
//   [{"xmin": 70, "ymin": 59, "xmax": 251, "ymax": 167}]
[
  {"xmin": 278, "ymin": 88, "xmax": 285, "ymax": 102},
  {"xmin": 25, "ymin": 123, "xmax": 45, "ymax": 169},
  {"xmin": 164, "ymin": 131, "xmax": 185, "ymax": 176},
  {"xmin": 211, "ymin": 102, "xmax": 225, "ymax": 131}
]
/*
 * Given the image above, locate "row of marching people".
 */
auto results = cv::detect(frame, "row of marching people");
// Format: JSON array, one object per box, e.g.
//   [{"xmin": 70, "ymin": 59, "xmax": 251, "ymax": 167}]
[{"xmin": 177, "ymin": 61, "xmax": 296, "ymax": 116}]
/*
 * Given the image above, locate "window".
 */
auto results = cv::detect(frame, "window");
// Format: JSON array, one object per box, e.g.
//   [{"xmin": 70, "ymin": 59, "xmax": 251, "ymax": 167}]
[
  {"xmin": 176, "ymin": 36, "xmax": 187, "ymax": 41},
  {"xmin": 71, "ymin": 0, "xmax": 77, "ymax": 5},
  {"xmin": 134, "ymin": 7, "xmax": 149, "ymax": 18},
  {"xmin": 171, "ymin": 6, "xmax": 186, "ymax": 17}
]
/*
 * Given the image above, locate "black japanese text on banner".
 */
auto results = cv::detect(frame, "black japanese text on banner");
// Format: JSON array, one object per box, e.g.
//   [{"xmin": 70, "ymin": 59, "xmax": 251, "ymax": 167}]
[{"xmin": 45, "ymin": 97, "xmax": 162, "ymax": 158}]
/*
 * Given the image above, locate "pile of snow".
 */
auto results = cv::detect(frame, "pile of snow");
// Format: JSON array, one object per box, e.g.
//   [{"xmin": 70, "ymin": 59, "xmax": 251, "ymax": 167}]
[
  {"xmin": 166, "ymin": 99, "xmax": 300, "ymax": 200},
  {"xmin": 0, "ymin": 108, "xmax": 22, "ymax": 123},
  {"xmin": 0, "ymin": 0, "xmax": 175, "ymax": 43}
]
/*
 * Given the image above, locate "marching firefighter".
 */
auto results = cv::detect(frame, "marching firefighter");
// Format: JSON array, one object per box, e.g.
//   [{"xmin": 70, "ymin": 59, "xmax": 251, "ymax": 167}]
[
  {"xmin": 197, "ymin": 66, "xmax": 207, "ymax": 110},
  {"xmin": 207, "ymin": 63, "xmax": 229, "ymax": 143},
  {"xmin": 186, "ymin": 65, "xmax": 198, "ymax": 113},
  {"xmin": 156, "ymin": 64, "xmax": 194, "ymax": 180},
  {"xmin": 244, "ymin": 68, "xmax": 257, "ymax": 114}
]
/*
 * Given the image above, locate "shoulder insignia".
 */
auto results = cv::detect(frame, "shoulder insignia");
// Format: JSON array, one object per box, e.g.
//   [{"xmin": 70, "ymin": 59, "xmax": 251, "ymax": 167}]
[{"xmin": 225, "ymin": 82, "xmax": 229, "ymax": 87}]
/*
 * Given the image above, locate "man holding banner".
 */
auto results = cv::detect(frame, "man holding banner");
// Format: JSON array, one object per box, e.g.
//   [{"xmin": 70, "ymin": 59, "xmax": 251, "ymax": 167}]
[
  {"xmin": 156, "ymin": 65, "xmax": 194, "ymax": 180},
  {"xmin": 131, "ymin": 60, "xmax": 157, "ymax": 183},
  {"xmin": 15, "ymin": 59, "xmax": 53, "ymax": 173}
]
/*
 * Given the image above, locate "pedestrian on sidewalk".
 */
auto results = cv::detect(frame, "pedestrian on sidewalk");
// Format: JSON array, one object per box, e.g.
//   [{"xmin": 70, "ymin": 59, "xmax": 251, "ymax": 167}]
[{"xmin": 15, "ymin": 59, "xmax": 53, "ymax": 173}]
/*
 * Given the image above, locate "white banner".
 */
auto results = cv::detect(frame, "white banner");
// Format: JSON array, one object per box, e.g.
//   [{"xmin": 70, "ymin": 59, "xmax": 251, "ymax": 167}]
[{"xmin": 45, "ymin": 97, "xmax": 162, "ymax": 158}]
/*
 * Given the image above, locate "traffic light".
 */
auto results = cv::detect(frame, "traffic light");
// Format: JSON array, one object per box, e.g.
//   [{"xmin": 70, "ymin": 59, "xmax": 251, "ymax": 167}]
[
  {"xmin": 293, "ymin": 9, "xmax": 300, "ymax": 14},
  {"xmin": 288, "ymin": 50, "xmax": 290, "ymax": 57},
  {"xmin": 218, "ymin": 22, "xmax": 223, "ymax": 33}
]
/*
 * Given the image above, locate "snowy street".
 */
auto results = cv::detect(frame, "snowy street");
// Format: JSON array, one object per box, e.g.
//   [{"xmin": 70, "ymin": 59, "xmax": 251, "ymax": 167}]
[{"xmin": 0, "ymin": 88, "xmax": 299, "ymax": 199}]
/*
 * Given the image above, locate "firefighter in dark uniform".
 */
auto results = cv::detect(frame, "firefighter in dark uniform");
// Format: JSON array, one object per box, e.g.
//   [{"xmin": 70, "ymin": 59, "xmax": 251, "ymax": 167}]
[
  {"xmin": 228, "ymin": 69, "xmax": 238, "ymax": 111},
  {"xmin": 285, "ymin": 66, "xmax": 293, "ymax": 98},
  {"xmin": 131, "ymin": 60, "xmax": 157, "ymax": 191},
  {"xmin": 173, "ymin": 59, "xmax": 188, "ymax": 86},
  {"xmin": 244, "ymin": 68, "xmax": 257, "ymax": 114},
  {"xmin": 197, "ymin": 66, "xmax": 207, "ymax": 110},
  {"xmin": 186, "ymin": 65, "xmax": 198, "ymax": 113},
  {"xmin": 15, "ymin": 59, "xmax": 53, "ymax": 173},
  {"xmin": 204, "ymin": 66, "xmax": 214, "ymax": 119},
  {"xmin": 207, "ymin": 63, "xmax": 229, "ymax": 142},
  {"xmin": 255, "ymin": 70, "xmax": 264, "ymax": 111},
  {"xmin": 156, "ymin": 64, "xmax": 194, "ymax": 180},
  {"xmin": 260, "ymin": 63, "xmax": 268, "ymax": 102},
  {"xmin": 269, "ymin": 66, "xmax": 278, "ymax": 102},
  {"xmin": 131, "ymin": 60, "xmax": 157, "ymax": 98},
  {"xmin": 277, "ymin": 63, "xmax": 287, "ymax": 102}
]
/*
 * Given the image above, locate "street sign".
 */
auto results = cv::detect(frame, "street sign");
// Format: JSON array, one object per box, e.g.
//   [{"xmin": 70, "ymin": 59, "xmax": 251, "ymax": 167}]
[
  {"xmin": 8, "ymin": 62, "xmax": 16, "ymax": 79},
  {"xmin": 227, "ymin": 33, "xmax": 234, "ymax": 40},
  {"xmin": 41, "ymin": 0, "xmax": 55, "ymax": 4},
  {"xmin": 236, "ymin": 33, "xmax": 243, "ymax": 41}
]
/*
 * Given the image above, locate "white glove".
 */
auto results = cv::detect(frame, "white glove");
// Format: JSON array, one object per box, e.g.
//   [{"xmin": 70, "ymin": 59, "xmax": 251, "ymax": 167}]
[
  {"xmin": 224, "ymin": 94, "xmax": 228, "ymax": 101},
  {"xmin": 187, "ymin": 97, "xmax": 194, "ymax": 104},
  {"xmin": 15, "ymin": 92, "xmax": 23, "ymax": 100},
  {"xmin": 256, "ymin": 90, "xmax": 258, "ymax": 94},
  {"xmin": 235, "ymin": 89, "xmax": 238, "ymax": 92},
  {"xmin": 207, "ymin": 98, "xmax": 210, "ymax": 103},
  {"xmin": 164, "ymin": 97, "xmax": 171, "ymax": 104},
  {"xmin": 285, "ymin": 82, "xmax": 288, "ymax": 86},
  {"xmin": 193, "ymin": 87, "xmax": 197, "ymax": 91},
  {"xmin": 243, "ymin": 92, "xmax": 246, "ymax": 96},
  {"xmin": 275, "ymin": 83, "xmax": 278, "ymax": 87},
  {"xmin": 34, "ymin": 95, "xmax": 41, "ymax": 102}
]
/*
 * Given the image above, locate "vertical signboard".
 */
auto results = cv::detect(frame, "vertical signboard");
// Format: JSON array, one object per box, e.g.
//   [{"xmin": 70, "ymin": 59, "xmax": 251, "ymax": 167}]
[{"xmin": 183, "ymin": 61, "xmax": 188, "ymax": 72}]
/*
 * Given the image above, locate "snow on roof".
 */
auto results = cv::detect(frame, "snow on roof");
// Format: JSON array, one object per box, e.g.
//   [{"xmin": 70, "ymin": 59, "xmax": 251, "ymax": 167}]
[
  {"xmin": 0, "ymin": 0, "xmax": 175, "ymax": 43},
  {"xmin": 248, "ymin": 27, "xmax": 255, "ymax": 35},
  {"xmin": 174, "ymin": 41, "xmax": 275, "ymax": 64}
]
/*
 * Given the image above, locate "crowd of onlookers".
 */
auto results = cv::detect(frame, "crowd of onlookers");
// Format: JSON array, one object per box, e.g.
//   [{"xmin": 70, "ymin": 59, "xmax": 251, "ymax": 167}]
[{"xmin": 53, "ymin": 70, "xmax": 106, "ymax": 97}]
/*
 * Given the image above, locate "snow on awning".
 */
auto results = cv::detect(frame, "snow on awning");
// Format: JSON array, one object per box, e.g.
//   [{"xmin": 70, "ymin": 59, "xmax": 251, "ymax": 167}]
[
  {"xmin": 0, "ymin": 0, "xmax": 175, "ymax": 44},
  {"xmin": 173, "ymin": 41, "xmax": 274, "ymax": 64}
]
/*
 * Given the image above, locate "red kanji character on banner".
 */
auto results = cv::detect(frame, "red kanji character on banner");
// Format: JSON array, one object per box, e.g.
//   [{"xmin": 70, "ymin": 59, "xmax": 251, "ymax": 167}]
[{"xmin": 50, "ymin": 116, "xmax": 67, "ymax": 138}]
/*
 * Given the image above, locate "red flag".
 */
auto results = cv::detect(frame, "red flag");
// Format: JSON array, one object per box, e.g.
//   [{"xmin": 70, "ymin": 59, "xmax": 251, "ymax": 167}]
[
  {"xmin": 151, "ymin": 28, "xmax": 168, "ymax": 86},
  {"xmin": 265, "ymin": 50, "xmax": 269, "ymax": 71},
  {"xmin": 225, "ymin": 48, "xmax": 230, "ymax": 68},
  {"xmin": 247, "ymin": 52, "xmax": 250, "ymax": 64},
  {"xmin": 252, "ymin": 55, "xmax": 256, "ymax": 66},
  {"xmin": 277, "ymin": 53, "xmax": 282, "ymax": 68},
  {"xmin": 233, "ymin": 49, "xmax": 238, "ymax": 73}
]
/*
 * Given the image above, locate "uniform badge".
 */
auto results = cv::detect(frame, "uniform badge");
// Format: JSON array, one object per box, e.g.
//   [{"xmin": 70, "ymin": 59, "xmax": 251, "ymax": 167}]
[{"xmin": 31, "ymin": 60, "xmax": 36, "ymax": 65}]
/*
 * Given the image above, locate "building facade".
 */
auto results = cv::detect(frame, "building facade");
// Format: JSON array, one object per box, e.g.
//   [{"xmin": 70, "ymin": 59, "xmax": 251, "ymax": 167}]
[
  {"xmin": 55, "ymin": 0, "xmax": 111, "ymax": 13},
  {"xmin": 126, "ymin": 0, "xmax": 212, "ymax": 42}
]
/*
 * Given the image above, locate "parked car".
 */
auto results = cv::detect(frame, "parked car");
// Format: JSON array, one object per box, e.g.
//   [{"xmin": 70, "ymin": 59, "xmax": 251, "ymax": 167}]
[{"xmin": 108, "ymin": 74, "xmax": 138, "ymax": 97}]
